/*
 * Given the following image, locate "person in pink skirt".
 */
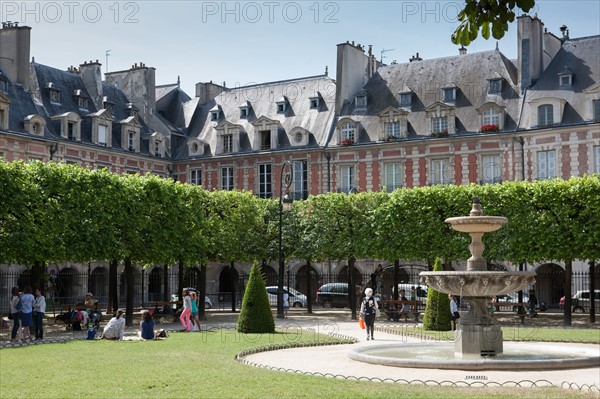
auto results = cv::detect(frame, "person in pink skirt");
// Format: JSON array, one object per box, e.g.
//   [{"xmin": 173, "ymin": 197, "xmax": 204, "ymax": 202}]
[{"xmin": 179, "ymin": 289, "xmax": 192, "ymax": 331}]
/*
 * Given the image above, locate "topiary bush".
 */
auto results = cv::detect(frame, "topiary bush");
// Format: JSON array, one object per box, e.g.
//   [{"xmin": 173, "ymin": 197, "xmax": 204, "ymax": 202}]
[
  {"xmin": 422, "ymin": 257, "xmax": 452, "ymax": 331},
  {"xmin": 237, "ymin": 261, "xmax": 275, "ymax": 333}
]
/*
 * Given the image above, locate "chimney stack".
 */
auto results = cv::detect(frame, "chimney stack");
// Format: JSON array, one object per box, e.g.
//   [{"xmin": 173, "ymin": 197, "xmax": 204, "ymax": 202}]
[{"xmin": 0, "ymin": 23, "xmax": 31, "ymax": 88}]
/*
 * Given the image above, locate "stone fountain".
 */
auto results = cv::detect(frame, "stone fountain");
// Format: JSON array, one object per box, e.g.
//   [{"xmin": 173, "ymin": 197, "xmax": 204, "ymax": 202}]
[
  {"xmin": 419, "ymin": 197, "xmax": 535, "ymax": 357},
  {"xmin": 348, "ymin": 197, "xmax": 599, "ymax": 370}
]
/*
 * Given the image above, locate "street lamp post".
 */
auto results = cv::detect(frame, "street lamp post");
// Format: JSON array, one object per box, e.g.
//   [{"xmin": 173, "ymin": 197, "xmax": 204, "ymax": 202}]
[{"xmin": 277, "ymin": 161, "xmax": 293, "ymax": 319}]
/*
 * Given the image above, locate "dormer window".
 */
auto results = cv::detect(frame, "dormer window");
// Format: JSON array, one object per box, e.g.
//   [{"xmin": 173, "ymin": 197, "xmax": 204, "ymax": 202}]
[
  {"xmin": 399, "ymin": 92, "xmax": 412, "ymax": 108},
  {"xmin": 78, "ymin": 97, "xmax": 89, "ymax": 109},
  {"xmin": 443, "ymin": 87, "xmax": 456, "ymax": 102},
  {"xmin": 594, "ymin": 99, "xmax": 600, "ymax": 122},
  {"xmin": 355, "ymin": 94, "xmax": 367, "ymax": 109},
  {"xmin": 308, "ymin": 93, "xmax": 321, "ymax": 109},
  {"xmin": 51, "ymin": 112, "xmax": 81, "ymax": 141},
  {"xmin": 276, "ymin": 97, "xmax": 288, "ymax": 113},
  {"xmin": 128, "ymin": 131, "xmax": 136, "ymax": 151},
  {"xmin": 0, "ymin": 79, "xmax": 7, "ymax": 93},
  {"xmin": 24, "ymin": 115, "xmax": 46, "ymax": 136},
  {"xmin": 558, "ymin": 66, "xmax": 573, "ymax": 88},
  {"xmin": 192, "ymin": 143, "xmax": 199, "ymax": 153},
  {"xmin": 238, "ymin": 101, "xmax": 251, "ymax": 119},
  {"xmin": 0, "ymin": 92, "xmax": 9, "ymax": 130},
  {"xmin": 126, "ymin": 103, "xmax": 138, "ymax": 117},
  {"xmin": 538, "ymin": 104, "xmax": 554, "ymax": 126},
  {"xmin": 102, "ymin": 97, "xmax": 114, "ymax": 116},
  {"xmin": 154, "ymin": 141, "xmax": 161, "ymax": 157},
  {"xmin": 488, "ymin": 78, "xmax": 503, "ymax": 94},
  {"xmin": 210, "ymin": 104, "xmax": 221, "ymax": 121}
]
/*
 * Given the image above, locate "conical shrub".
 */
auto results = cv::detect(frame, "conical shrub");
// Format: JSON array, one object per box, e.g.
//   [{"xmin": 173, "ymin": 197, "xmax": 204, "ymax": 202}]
[
  {"xmin": 422, "ymin": 257, "xmax": 451, "ymax": 331},
  {"xmin": 237, "ymin": 262, "xmax": 275, "ymax": 333}
]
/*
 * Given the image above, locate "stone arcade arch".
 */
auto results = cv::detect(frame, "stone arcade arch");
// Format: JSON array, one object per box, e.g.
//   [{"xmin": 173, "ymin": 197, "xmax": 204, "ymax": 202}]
[
  {"xmin": 534, "ymin": 263, "xmax": 564, "ymax": 308},
  {"xmin": 296, "ymin": 264, "xmax": 319, "ymax": 303},
  {"xmin": 89, "ymin": 267, "xmax": 108, "ymax": 305},
  {"xmin": 260, "ymin": 264, "xmax": 277, "ymax": 287},
  {"xmin": 147, "ymin": 267, "xmax": 162, "ymax": 302}
]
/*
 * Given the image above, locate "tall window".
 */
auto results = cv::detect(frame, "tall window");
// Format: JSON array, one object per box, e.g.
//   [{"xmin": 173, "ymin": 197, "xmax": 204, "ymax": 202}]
[
  {"xmin": 593, "ymin": 100, "xmax": 600, "ymax": 122},
  {"xmin": 0, "ymin": 109, "xmax": 5, "ymax": 129},
  {"xmin": 67, "ymin": 122, "xmax": 75, "ymax": 140},
  {"xmin": 431, "ymin": 159, "xmax": 449, "ymax": 185},
  {"xmin": 384, "ymin": 163, "xmax": 402, "ymax": 191},
  {"xmin": 594, "ymin": 146, "xmax": 600, "ymax": 173},
  {"xmin": 482, "ymin": 155, "xmax": 501, "ymax": 184},
  {"xmin": 340, "ymin": 123, "xmax": 355, "ymax": 142},
  {"xmin": 258, "ymin": 163, "xmax": 272, "ymax": 198},
  {"xmin": 260, "ymin": 130, "xmax": 271, "ymax": 150},
  {"xmin": 221, "ymin": 167, "xmax": 234, "ymax": 190},
  {"xmin": 154, "ymin": 140, "xmax": 162, "ymax": 157},
  {"xmin": 537, "ymin": 150, "xmax": 556, "ymax": 179},
  {"xmin": 222, "ymin": 134, "xmax": 233, "ymax": 154},
  {"xmin": 483, "ymin": 108, "xmax": 500, "ymax": 127},
  {"xmin": 98, "ymin": 125, "xmax": 107, "ymax": 146},
  {"xmin": 128, "ymin": 131, "xmax": 136, "ymax": 151},
  {"xmin": 340, "ymin": 165, "xmax": 355, "ymax": 193},
  {"xmin": 292, "ymin": 160, "xmax": 308, "ymax": 200},
  {"xmin": 386, "ymin": 122, "xmax": 401, "ymax": 138},
  {"xmin": 431, "ymin": 117, "xmax": 448, "ymax": 133},
  {"xmin": 538, "ymin": 104, "xmax": 554, "ymax": 126},
  {"xmin": 190, "ymin": 169, "xmax": 202, "ymax": 186}
]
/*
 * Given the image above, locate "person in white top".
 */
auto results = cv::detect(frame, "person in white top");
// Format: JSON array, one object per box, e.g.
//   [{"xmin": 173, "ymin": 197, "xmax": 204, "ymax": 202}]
[
  {"xmin": 33, "ymin": 288, "xmax": 46, "ymax": 340},
  {"xmin": 449, "ymin": 295, "xmax": 460, "ymax": 331},
  {"xmin": 102, "ymin": 310, "xmax": 126, "ymax": 340}
]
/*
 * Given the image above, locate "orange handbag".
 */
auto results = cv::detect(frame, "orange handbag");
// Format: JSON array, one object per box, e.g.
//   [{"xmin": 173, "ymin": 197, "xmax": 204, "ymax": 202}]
[{"xmin": 358, "ymin": 316, "xmax": 366, "ymax": 329}]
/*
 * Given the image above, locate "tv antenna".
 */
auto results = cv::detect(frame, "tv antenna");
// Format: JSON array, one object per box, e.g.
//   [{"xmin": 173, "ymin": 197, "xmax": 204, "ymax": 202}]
[{"xmin": 380, "ymin": 48, "xmax": 395, "ymax": 63}]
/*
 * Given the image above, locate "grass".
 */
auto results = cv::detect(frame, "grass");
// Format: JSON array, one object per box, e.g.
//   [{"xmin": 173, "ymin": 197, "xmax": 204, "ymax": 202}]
[
  {"xmin": 379, "ymin": 324, "xmax": 600, "ymax": 343},
  {"xmin": 0, "ymin": 328, "xmax": 597, "ymax": 399}
]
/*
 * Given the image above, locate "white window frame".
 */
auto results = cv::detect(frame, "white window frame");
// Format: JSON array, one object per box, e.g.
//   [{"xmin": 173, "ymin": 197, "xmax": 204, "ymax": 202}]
[
  {"xmin": 483, "ymin": 108, "xmax": 500, "ymax": 127},
  {"xmin": 355, "ymin": 95, "xmax": 367, "ymax": 108},
  {"xmin": 211, "ymin": 110, "xmax": 220, "ymax": 121},
  {"xmin": 190, "ymin": 169, "xmax": 202, "ymax": 186},
  {"xmin": 240, "ymin": 107, "xmax": 249, "ymax": 118},
  {"xmin": 431, "ymin": 116, "xmax": 448, "ymax": 133},
  {"xmin": 488, "ymin": 79, "xmax": 502, "ymax": 94},
  {"xmin": 340, "ymin": 165, "xmax": 355, "ymax": 193},
  {"xmin": 443, "ymin": 87, "xmax": 456, "ymax": 102},
  {"xmin": 384, "ymin": 163, "xmax": 402, "ymax": 191},
  {"xmin": 340, "ymin": 123, "xmax": 355, "ymax": 142},
  {"xmin": 482, "ymin": 154, "xmax": 501, "ymax": 184},
  {"xmin": 594, "ymin": 146, "xmax": 600, "ymax": 173},
  {"xmin": 537, "ymin": 150, "xmax": 557, "ymax": 180},
  {"xmin": 221, "ymin": 167, "xmax": 234, "ymax": 191},
  {"xmin": 309, "ymin": 97, "xmax": 319, "ymax": 109},
  {"xmin": 292, "ymin": 160, "xmax": 308, "ymax": 200},
  {"xmin": 538, "ymin": 104, "xmax": 554, "ymax": 127},
  {"xmin": 258, "ymin": 163, "xmax": 272, "ymax": 199},
  {"xmin": 593, "ymin": 100, "xmax": 600, "ymax": 122},
  {"xmin": 399, "ymin": 92, "xmax": 412, "ymax": 107},
  {"xmin": 386, "ymin": 122, "xmax": 401, "ymax": 138},
  {"xmin": 128, "ymin": 131, "xmax": 136, "ymax": 152},
  {"xmin": 276, "ymin": 102, "xmax": 286, "ymax": 113},
  {"xmin": 98, "ymin": 124, "xmax": 107, "ymax": 146},
  {"xmin": 431, "ymin": 159, "xmax": 450, "ymax": 185}
]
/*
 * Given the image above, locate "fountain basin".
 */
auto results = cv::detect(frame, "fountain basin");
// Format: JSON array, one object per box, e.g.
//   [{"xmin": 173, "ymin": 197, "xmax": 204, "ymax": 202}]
[
  {"xmin": 444, "ymin": 216, "xmax": 507, "ymax": 233},
  {"xmin": 419, "ymin": 271, "xmax": 536, "ymax": 296},
  {"xmin": 348, "ymin": 342, "xmax": 600, "ymax": 371}
]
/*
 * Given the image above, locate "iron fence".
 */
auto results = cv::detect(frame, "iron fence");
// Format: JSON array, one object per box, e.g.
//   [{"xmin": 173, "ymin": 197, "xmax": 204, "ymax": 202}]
[{"xmin": 0, "ymin": 267, "xmax": 597, "ymax": 314}]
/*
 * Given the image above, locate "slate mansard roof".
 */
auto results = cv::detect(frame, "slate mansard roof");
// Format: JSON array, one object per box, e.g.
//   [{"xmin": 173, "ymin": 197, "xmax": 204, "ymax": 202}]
[
  {"xmin": 340, "ymin": 50, "xmax": 522, "ymax": 140},
  {"xmin": 185, "ymin": 74, "xmax": 336, "ymax": 157},
  {"xmin": 0, "ymin": 67, "xmax": 44, "ymax": 137}
]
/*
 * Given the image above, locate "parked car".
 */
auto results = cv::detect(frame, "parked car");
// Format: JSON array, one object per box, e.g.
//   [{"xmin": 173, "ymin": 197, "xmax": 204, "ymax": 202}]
[
  {"xmin": 265, "ymin": 286, "xmax": 307, "ymax": 308},
  {"xmin": 316, "ymin": 283, "xmax": 381, "ymax": 309},
  {"xmin": 570, "ymin": 290, "xmax": 600, "ymax": 313}
]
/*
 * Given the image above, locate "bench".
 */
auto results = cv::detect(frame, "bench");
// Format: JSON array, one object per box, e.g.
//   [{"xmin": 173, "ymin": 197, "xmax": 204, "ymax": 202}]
[
  {"xmin": 382, "ymin": 300, "xmax": 424, "ymax": 322},
  {"xmin": 148, "ymin": 301, "xmax": 181, "ymax": 323},
  {"xmin": 54, "ymin": 305, "xmax": 88, "ymax": 331}
]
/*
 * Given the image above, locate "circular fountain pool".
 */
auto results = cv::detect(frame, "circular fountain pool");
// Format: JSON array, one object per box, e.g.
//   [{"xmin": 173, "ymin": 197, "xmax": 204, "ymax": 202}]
[{"xmin": 348, "ymin": 342, "xmax": 600, "ymax": 371}]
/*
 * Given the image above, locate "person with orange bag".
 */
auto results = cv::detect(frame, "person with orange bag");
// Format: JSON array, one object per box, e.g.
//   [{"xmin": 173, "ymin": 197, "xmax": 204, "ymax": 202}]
[{"xmin": 359, "ymin": 288, "xmax": 379, "ymax": 340}]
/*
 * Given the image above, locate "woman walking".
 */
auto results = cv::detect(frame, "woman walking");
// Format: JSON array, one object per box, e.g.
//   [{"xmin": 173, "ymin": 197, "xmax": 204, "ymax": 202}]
[
  {"xmin": 9, "ymin": 287, "xmax": 21, "ymax": 342},
  {"xmin": 360, "ymin": 288, "xmax": 379, "ymax": 341},
  {"xmin": 179, "ymin": 289, "xmax": 192, "ymax": 332},
  {"xmin": 33, "ymin": 288, "xmax": 46, "ymax": 340}
]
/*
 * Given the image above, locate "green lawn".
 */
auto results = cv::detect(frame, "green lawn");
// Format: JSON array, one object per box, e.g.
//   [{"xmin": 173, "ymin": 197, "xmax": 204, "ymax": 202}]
[{"xmin": 0, "ymin": 329, "xmax": 597, "ymax": 399}]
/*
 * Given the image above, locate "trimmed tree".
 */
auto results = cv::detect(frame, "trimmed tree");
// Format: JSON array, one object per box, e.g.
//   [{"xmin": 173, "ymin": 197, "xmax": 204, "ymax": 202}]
[
  {"xmin": 237, "ymin": 262, "xmax": 275, "ymax": 333},
  {"xmin": 422, "ymin": 258, "xmax": 451, "ymax": 331}
]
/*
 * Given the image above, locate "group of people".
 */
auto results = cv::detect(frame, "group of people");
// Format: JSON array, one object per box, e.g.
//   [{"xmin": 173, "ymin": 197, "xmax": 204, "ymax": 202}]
[
  {"xmin": 179, "ymin": 289, "xmax": 202, "ymax": 332},
  {"xmin": 9, "ymin": 286, "xmax": 45, "ymax": 342}
]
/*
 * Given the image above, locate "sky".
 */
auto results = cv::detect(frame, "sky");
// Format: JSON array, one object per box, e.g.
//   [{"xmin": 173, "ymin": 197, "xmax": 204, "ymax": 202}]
[{"xmin": 2, "ymin": 0, "xmax": 599, "ymax": 97}]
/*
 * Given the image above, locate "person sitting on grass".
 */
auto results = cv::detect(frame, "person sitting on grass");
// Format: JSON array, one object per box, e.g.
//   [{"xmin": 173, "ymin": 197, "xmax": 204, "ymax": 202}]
[
  {"xmin": 139, "ymin": 310, "xmax": 156, "ymax": 340},
  {"xmin": 101, "ymin": 309, "xmax": 125, "ymax": 340}
]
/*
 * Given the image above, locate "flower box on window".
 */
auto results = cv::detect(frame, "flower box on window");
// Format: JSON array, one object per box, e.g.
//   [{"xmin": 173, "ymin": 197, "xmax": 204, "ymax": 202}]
[
  {"xmin": 431, "ymin": 130, "xmax": 448, "ymax": 138},
  {"xmin": 481, "ymin": 124, "xmax": 499, "ymax": 133},
  {"xmin": 385, "ymin": 135, "xmax": 398, "ymax": 142},
  {"xmin": 339, "ymin": 138, "xmax": 354, "ymax": 146}
]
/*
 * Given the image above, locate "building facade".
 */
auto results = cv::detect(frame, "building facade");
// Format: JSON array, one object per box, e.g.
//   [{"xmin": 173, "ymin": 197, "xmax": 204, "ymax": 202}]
[{"xmin": 1, "ymin": 16, "xmax": 598, "ymax": 306}]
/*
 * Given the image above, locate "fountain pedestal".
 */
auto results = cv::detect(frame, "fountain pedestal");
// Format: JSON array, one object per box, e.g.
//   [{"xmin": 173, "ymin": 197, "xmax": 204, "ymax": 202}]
[{"xmin": 419, "ymin": 197, "xmax": 535, "ymax": 357}]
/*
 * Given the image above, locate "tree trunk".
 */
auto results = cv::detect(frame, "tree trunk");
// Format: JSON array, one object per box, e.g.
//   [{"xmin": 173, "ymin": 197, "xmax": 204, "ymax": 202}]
[
  {"xmin": 563, "ymin": 259, "xmax": 573, "ymax": 327},
  {"xmin": 163, "ymin": 263, "xmax": 169, "ymax": 302},
  {"xmin": 199, "ymin": 262, "xmax": 207, "ymax": 320},
  {"xmin": 393, "ymin": 259, "xmax": 400, "ymax": 300},
  {"xmin": 230, "ymin": 260, "xmax": 236, "ymax": 312},
  {"xmin": 31, "ymin": 261, "xmax": 45, "ymax": 292},
  {"xmin": 108, "ymin": 259, "xmax": 118, "ymax": 313},
  {"xmin": 589, "ymin": 260, "xmax": 596, "ymax": 324},
  {"xmin": 306, "ymin": 258, "xmax": 312, "ymax": 314},
  {"xmin": 124, "ymin": 257, "xmax": 134, "ymax": 327},
  {"xmin": 349, "ymin": 256, "xmax": 356, "ymax": 320},
  {"xmin": 178, "ymin": 258, "xmax": 184, "ymax": 303}
]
